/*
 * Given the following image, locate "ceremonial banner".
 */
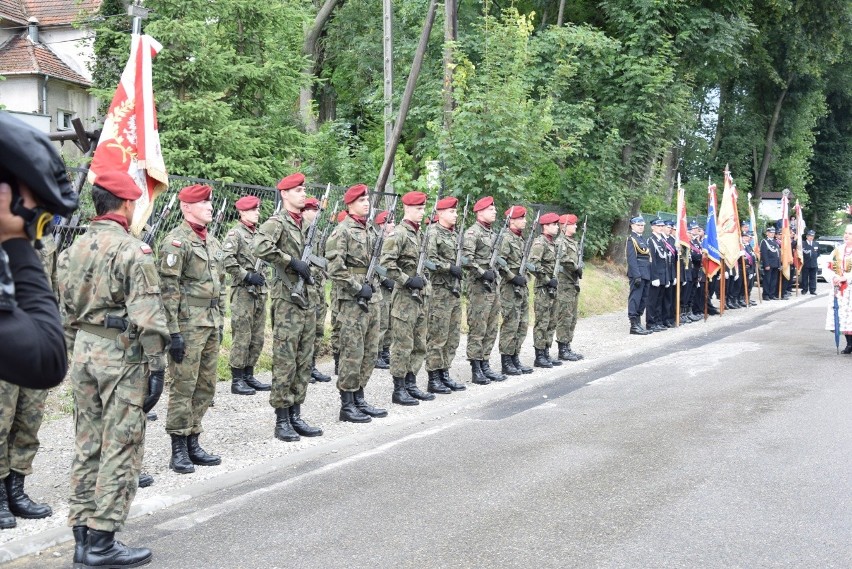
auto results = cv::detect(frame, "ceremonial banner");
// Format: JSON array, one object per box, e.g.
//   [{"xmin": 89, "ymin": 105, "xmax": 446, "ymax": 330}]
[
  {"xmin": 780, "ymin": 191, "xmax": 793, "ymax": 280},
  {"xmin": 702, "ymin": 183, "xmax": 722, "ymax": 278},
  {"xmin": 717, "ymin": 168, "xmax": 741, "ymax": 266},
  {"xmin": 675, "ymin": 176, "xmax": 689, "ymax": 248},
  {"xmin": 794, "ymin": 200, "xmax": 805, "ymax": 269},
  {"xmin": 88, "ymin": 34, "xmax": 169, "ymax": 236}
]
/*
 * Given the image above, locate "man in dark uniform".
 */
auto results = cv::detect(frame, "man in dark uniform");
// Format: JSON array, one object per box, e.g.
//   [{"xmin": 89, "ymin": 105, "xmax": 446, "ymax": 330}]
[
  {"xmin": 741, "ymin": 231, "xmax": 757, "ymax": 305},
  {"xmin": 760, "ymin": 226, "xmax": 780, "ymax": 300},
  {"xmin": 646, "ymin": 218, "xmax": 670, "ymax": 332},
  {"xmin": 625, "ymin": 216, "xmax": 651, "ymax": 335},
  {"xmin": 662, "ymin": 220, "xmax": 678, "ymax": 326},
  {"xmin": 801, "ymin": 229, "xmax": 819, "ymax": 295},
  {"xmin": 688, "ymin": 222, "xmax": 707, "ymax": 317}
]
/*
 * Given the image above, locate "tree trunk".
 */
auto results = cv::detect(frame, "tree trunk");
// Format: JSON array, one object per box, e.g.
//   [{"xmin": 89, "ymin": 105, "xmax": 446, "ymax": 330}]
[
  {"xmin": 557, "ymin": 0, "xmax": 566, "ymax": 26},
  {"xmin": 709, "ymin": 80, "xmax": 730, "ymax": 163},
  {"xmin": 661, "ymin": 146, "xmax": 677, "ymax": 204},
  {"xmin": 754, "ymin": 76, "xmax": 793, "ymax": 200},
  {"xmin": 442, "ymin": 0, "xmax": 457, "ymax": 133},
  {"xmin": 299, "ymin": 0, "xmax": 343, "ymax": 133}
]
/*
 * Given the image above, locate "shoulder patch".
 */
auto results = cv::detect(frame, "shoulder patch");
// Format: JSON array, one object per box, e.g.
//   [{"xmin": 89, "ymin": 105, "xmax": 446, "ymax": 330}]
[
  {"xmin": 140, "ymin": 244, "xmax": 153, "ymax": 255},
  {"xmin": 172, "ymin": 240, "xmax": 182, "ymax": 247},
  {"xmin": 227, "ymin": 230, "xmax": 236, "ymax": 237}
]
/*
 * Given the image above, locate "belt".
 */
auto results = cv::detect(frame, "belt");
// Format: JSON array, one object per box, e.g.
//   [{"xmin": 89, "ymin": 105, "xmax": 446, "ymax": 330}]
[
  {"xmin": 350, "ymin": 268, "xmax": 368, "ymax": 275},
  {"xmin": 78, "ymin": 323, "xmax": 120, "ymax": 340},
  {"xmin": 186, "ymin": 296, "xmax": 219, "ymax": 308}
]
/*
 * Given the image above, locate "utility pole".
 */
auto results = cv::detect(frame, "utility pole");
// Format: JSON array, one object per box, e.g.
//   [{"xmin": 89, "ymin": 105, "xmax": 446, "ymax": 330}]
[
  {"xmin": 128, "ymin": 0, "xmax": 149, "ymax": 34},
  {"xmin": 382, "ymin": 0, "xmax": 394, "ymax": 208}
]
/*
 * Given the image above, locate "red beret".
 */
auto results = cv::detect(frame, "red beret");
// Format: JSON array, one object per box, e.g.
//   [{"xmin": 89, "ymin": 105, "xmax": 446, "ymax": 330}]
[
  {"xmin": 303, "ymin": 197, "xmax": 320, "ymax": 211},
  {"xmin": 93, "ymin": 170, "xmax": 142, "ymax": 200},
  {"xmin": 561, "ymin": 213, "xmax": 578, "ymax": 225},
  {"xmin": 375, "ymin": 210, "xmax": 390, "ymax": 225},
  {"xmin": 343, "ymin": 184, "xmax": 368, "ymax": 204},
  {"xmin": 277, "ymin": 172, "xmax": 305, "ymax": 191},
  {"xmin": 401, "ymin": 191, "xmax": 427, "ymax": 206},
  {"xmin": 473, "ymin": 196, "xmax": 494, "ymax": 212},
  {"xmin": 178, "ymin": 184, "xmax": 213, "ymax": 203},
  {"xmin": 539, "ymin": 212, "xmax": 560, "ymax": 225},
  {"xmin": 235, "ymin": 195, "xmax": 260, "ymax": 211},
  {"xmin": 505, "ymin": 205, "xmax": 526, "ymax": 219},
  {"xmin": 436, "ymin": 196, "xmax": 458, "ymax": 210},
  {"xmin": 336, "ymin": 210, "xmax": 348, "ymax": 223}
]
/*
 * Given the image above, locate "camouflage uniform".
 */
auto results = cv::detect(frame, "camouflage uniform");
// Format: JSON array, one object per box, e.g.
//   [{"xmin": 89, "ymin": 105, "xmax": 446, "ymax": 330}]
[
  {"xmin": 312, "ymin": 238, "xmax": 328, "ymax": 360},
  {"xmin": 222, "ymin": 222, "xmax": 267, "ymax": 369},
  {"xmin": 556, "ymin": 235, "xmax": 581, "ymax": 343},
  {"xmin": 158, "ymin": 222, "xmax": 226, "ymax": 437},
  {"xmin": 529, "ymin": 233, "xmax": 558, "ymax": 348},
  {"xmin": 425, "ymin": 222, "xmax": 461, "ymax": 371},
  {"xmin": 464, "ymin": 222, "xmax": 500, "ymax": 360},
  {"xmin": 58, "ymin": 219, "xmax": 169, "ymax": 532},
  {"xmin": 498, "ymin": 229, "xmax": 529, "ymax": 356},
  {"xmin": 253, "ymin": 212, "xmax": 316, "ymax": 408}
]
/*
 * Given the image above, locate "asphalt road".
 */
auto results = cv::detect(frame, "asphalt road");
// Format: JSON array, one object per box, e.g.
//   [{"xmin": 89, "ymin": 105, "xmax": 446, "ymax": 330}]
[{"xmin": 10, "ymin": 299, "xmax": 851, "ymax": 568}]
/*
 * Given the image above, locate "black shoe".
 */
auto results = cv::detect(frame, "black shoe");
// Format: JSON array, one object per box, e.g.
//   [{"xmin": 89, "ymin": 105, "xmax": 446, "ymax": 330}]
[
  {"xmin": 500, "ymin": 354, "xmax": 522, "ymax": 376},
  {"xmin": 138, "ymin": 473, "xmax": 154, "ymax": 488},
  {"xmin": 4, "ymin": 472, "xmax": 51, "ymax": 519},
  {"xmin": 665, "ymin": 319, "xmax": 676, "ymax": 327},
  {"xmin": 427, "ymin": 369, "xmax": 452, "ymax": 394},
  {"xmin": 146, "ymin": 412, "xmax": 157, "ymax": 421},
  {"xmin": 354, "ymin": 387, "xmax": 388, "ymax": 417},
  {"xmin": 374, "ymin": 350, "xmax": 390, "ymax": 369},
  {"xmin": 244, "ymin": 366, "xmax": 271, "ymax": 391},
  {"xmin": 441, "ymin": 369, "xmax": 466, "ymax": 391},
  {"xmin": 566, "ymin": 343, "xmax": 584, "ymax": 360},
  {"xmin": 333, "ymin": 352, "xmax": 339, "ymax": 376},
  {"xmin": 391, "ymin": 376, "xmax": 419, "ymax": 406},
  {"xmin": 230, "ymin": 366, "xmax": 255, "ymax": 395},
  {"xmin": 310, "ymin": 359, "xmax": 332, "ymax": 383},
  {"xmin": 72, "ymin": 525, "xmax": 87, "ymax": 565},
  {"xmin": 289, "ymin": 404, "xmax": 323, "ymax": 437},
  {"xmin": 169, "ymin": 435, "xmax": 195, "ymax": 474},
  {"xmin": 81, "ymin": 529, "xmax": 152, "ymax": 568},
  {"xmin": 380, "ymin": 348, "xmax": 391, "ymax": 363},
  {"xmin": 629, "ymin": 318, "xmax": 651, "ymax": 335},
  {"xmin": 274, "ymin": 408, "xmax": 301, "ymax": 441},
  {"xmin": 810, "ymin": 291, "xmax": 817, "ymax": 295},
  {"xmin": 842, "ymin": 346, "xmax": 852, "ymax": 355},
  {"xmin": 512, "ymin": 354, "xmax": 533, "ymax": 373},
  {"xmin": 534, "ymin": 348, "xmax": 553, "ymax": 368},
  {"xmin": 470, "ymin": 360, "xmax": 490, "ymax": 385},
  {"xmin": 341, "ymin": 390, "xmax": 374, "ymax": 421},
  {"xmin": 186, "ymin": 434, "xmax": 221, "ymax": 466},
  {"xmin": 546, "ymin": 346, "xmax": 562, "ymax": 366},
  {"xmin": 480, "ymin": 360, "xmax": 506, "ymax": 382},
  {"xmin": 0, "ymin": 480, "xmax": 16, "ymax": 529},
  {"xmin": 651, "ymin": 324, "xmax": 667, "ymax": 332},
  {"xmin": 405, "ymin": 372, "xmax": 435, "ymax": 400},
  {"xmin": 557, "ymin": 342, "xmax": 580, "ymax": 361}
]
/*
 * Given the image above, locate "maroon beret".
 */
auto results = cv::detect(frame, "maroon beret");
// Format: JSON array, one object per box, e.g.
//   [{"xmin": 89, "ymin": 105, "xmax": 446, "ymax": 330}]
[
  {"xmin": 560, "ymin": 213, "xmax": 578, "ymax": 225},
  {"xmin": 505, "ymin": 205, "xmax": 526, "ymax": 219},
  {"xmin": 401, "ymin": 191, "xmax": 427, "ymax": 206},
  {"xmin": 336, "ymin": 210, "xmax": 348, "ymax": 223},
  {"xmin": 436, "ymin": 196, "xmax": 458, "ymax": 210},
  {"xmin": 93, "ymin": 170, "xmax": 142, "ymax": 200},
  {"xmin": 473, "ymin": 196, "xmax": 494, "ymax": 212},
  {"xmin": 375, "ymin": 210, "xmax": 390, "ymax": 225},
  {"xmin": 303, "ymin": 197, "xmax": 320, "ymax": 211},
  {"xmin": 277, "ymin": 172, "xmax": 305, "ymax": 191},
  {"xmin": 539, "ymin": 212, "xmax": 560, "ymax": 225},
  {"xmin": 178, "ymin": 184, "xmax": 213, "ymax": 203},
  {"xmin": 343, "ymin": 184, "xmax": 368, "ymax": 204},
  {"xmin": 235, "ymin": 195, "xmax": 260, "ymax": 211}
]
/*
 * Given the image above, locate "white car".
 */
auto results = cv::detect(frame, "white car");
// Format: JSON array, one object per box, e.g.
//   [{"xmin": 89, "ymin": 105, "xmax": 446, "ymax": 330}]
[{"xmin": 817, "ymin": 238, "xmax": 842, "ymax": 282}]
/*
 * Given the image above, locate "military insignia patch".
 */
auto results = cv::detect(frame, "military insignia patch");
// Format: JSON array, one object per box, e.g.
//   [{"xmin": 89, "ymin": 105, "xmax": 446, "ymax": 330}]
[
  {"xmin": 215, "ymin": 251, "xmax": 224, "ymax": 261},
  {"xmin": 140, "ymin": 244, "xmax": 153, "ymax": 255},
  {"xmin": 223, "ymin": 242, "xmax": 233, "ymax": 250},
  {"xmin": 172, "ymin": 240, "xmax": 182, "ymax": 247},
  {"xmin": 166, "ymin": 253, "xmax": 177, "ymax": 267}
]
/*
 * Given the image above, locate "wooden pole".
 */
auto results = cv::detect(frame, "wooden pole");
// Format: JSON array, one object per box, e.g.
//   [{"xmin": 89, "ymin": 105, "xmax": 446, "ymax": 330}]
[
  {"xmin": 755, "ymin": 259, "xmax": 763, "ymax": 303},
  {"xmin": 720, "ymin": 260, "xmax": 726, "ymax": 315},
  {"xmin": 704, "ymin": 262, "xmax": 709, "ymax": 322},
  {"xmin": 675, "ymin": 246, "xmax": 682, "ymax": 326},
  {"xmin": 741, "ymin": 255, "xmax": 749, "ymax": 307}
]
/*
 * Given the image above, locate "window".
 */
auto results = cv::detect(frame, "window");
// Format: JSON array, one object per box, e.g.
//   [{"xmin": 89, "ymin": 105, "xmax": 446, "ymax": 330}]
[{"xmin": 57, "ymin": 110, "xmax": 74, "ymax": 130}]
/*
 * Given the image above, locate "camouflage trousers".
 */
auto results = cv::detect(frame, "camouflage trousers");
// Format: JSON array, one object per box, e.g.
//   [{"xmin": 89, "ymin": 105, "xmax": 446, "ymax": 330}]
[
  {"xmin": 271, "ymin": 298, "xmax": 315, "ymax": 408},
  {"xmin": 378, "ymin": 290, "xmax": 392, "ymax": 351},
  {"xmin": 556, "ymin": 284, "xmax": 580, "ymax": 343},
  {"xmin": 329, "ymin": 284, "xmax": 341, "ymax": 352},
  {"xmin": 336, "ymin": 299, "xmax": 380, "ymax": 392},
  {"xmin": 314, "ymin": 288, "xmax": 328, "ymax": 357},
  {"xmin": 425, "ymin": 286, "xmax": 461, "ymax": 371},
  {"xmin": 166, "ymin": 326, "xmax": 218, "ymax": 436},
  {"xmin": 228, "ymin": 286, "xmax": 267, "ymax": 368},
  {"xmin": 499, "ymin": 282, "xmax": 529, "ymax": 355},
  {"xmin": 0, "ymin": 381, "xmax": 48, "ymax": 478},
  {"xmin": 466, "ymin": 282, "xmax": 500, "ymax": 360},
  {"xmin": 68, "ymin": 335, "xmax": 146, "ymax": 532},
  {"xmin": 533, "ymin": 286, "xmax": 558, "ymax": 349},
  {"xmin": 390, "ymin": 288, "xmax": 427, "ymax": 377}
]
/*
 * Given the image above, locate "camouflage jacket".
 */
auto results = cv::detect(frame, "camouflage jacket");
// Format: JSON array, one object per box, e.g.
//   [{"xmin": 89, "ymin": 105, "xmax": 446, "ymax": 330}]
[
  {"xmin": 559, "ymin": 235, "xmax": 580, "ymax": 287},
  {"xmin": 158, "ymin": 221, "xmax": 227, "ymax": 333},
  {"xmin": 253, "ymin": 211, "xmax": 310, "ymax": 306},
  {"xmin": 381, "ymin": 220, "xmax": 428, "ymax": 296},
  {"xmin": 327, "ymin": 216, "xmax": 382, "ymax": 304},
  {"xmin": 463, "ymin": 221, "xmax": 497, "ymax": 286},
  {"xmin": 58, "ymin": 219, "xmax": 169, "ymax": 371},
  {"xmin": 499, "ymin": 229, "xmax": 525, "ymax": 284},
  {"xmin": 529, "ymin": 233, "xmax": 557, "ymax": 288},
  {"xmin": 427, "ymin": 222, "xmax": 459, "ymax": 289},
  {"xmin": 222, "ymin": 222, "xmax": 268, "ymax": 294},
  {"xmin": 36, "ymin": 235, "xmax": 58, "ymax": 297}
]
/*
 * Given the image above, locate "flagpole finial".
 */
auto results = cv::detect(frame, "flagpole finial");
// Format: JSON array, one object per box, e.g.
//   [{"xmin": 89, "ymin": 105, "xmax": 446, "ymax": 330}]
[{"xmin": 782, "ymin": 188, "xmax": 791, "ymax": 197}]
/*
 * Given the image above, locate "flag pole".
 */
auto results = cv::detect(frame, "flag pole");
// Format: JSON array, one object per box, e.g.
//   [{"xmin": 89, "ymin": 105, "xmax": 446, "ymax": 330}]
[
  {"xmin": 741, "ymin": 255, "xmax": 749, "ymax": 307},
  {"xmin": 755, "ymin": 258, "xmax": 763, "ymax": 304},
  {"xmin": 704, "ymin": 254, "xmax": 709, "ymax": 322},
  {"xmin": 720, "ymin": 260, "xmax": 726, "ymax": 314},
  {"xmin": 676, "ymin": 250, "xmax": 681, "ymax": 327}
]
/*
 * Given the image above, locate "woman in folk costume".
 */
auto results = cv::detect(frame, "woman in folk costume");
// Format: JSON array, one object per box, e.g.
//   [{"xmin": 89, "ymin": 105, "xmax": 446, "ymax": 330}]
[{"xmin": 824, "ymin": 224, "xmax": 852, "ymax": 353}]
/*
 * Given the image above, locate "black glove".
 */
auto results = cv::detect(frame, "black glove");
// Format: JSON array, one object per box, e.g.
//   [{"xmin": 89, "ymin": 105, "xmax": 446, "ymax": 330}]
[
  {"xmin": 218, "ymin": 326, "xmax": 224, "ymax": 343},
  {"xmin": 244, "ymin": 271, "xmax": 265, "ymax": 286},
  {"xmin": 143, "ymin": 370, "xmax": 164, "ymax": 413},
  {"xmin": 404, "ymin": 275, "xmax": 426, "ymax": 290},
  {"xmin": 356, "ymin": 283, "xmax": 373, "ymax": 301},
  {"xmin": 510, "ymin": 275, "xmax": 527, "ymax": 287},
  {"xmin": 481, "ymin": 269, "xmax": 496, "ymax": 282},
  {"xmin": 449, "ymin": 265, "xmax": 463, "ymax": 279},
  {"xmin": 631, "ymin": 278, "xmax": 643, "ymax": 290},
  {"xmin": 288, "ymin": 258, "xmax": 312, "ymax": 281},
  {"xmin": 169, "ymin": 333, "xmax": 185, "ymax": 363},
  {"xmin": 576, "ymin": 267, "xmax": 584, "ymax": 279},
  {"xmin": 381, "ymin": 278, "xmax": 395, "ymax": 291},
  {"xmin": 547, "ymin": 278, "xmax": 558, "ymax": 289}
]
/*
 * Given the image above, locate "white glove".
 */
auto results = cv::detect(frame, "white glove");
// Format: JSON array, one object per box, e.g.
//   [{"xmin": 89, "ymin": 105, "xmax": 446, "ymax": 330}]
[
  {"xmin": 665, "ymin": 281, "xmax": 671, "ymax": 288},
  {"xmin": 651, "ymin": 279, "xmax": 661, "ymax": 287},
  {"xmin": 673, "ymin": 278, "xmax": 677, "ymax": 286},
  {"xmin": 734, "ymin": 272, "xmax": 739, "ymax": 281}
]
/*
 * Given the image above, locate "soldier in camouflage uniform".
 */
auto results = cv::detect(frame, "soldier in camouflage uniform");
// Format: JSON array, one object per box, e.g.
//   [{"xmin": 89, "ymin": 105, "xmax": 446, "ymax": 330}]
[
  {"xmin": 301, "ymin": 197, "xmax": 331, "ymax": 383},
  {"xmin": 329, "ymin": 209, "xmax": 348, "ymax": 376},
  {"xmin": 464, "ymin": 196, "xmax": 506, "ymax": 384},
  {"xmin": 424, "ymin": 197, "xmax": 467, "ymax": 393},
  {"xmin": 374, "ymin": 211, "xmax": 394, "ymax": 369},
  {"xmin": 221, "ymin": 195, "xmax": 271, "ymax": 395},
  {"xmin": 529, "ymin": 213, "xmax": 562, "ymax": 368},
  {"xmin": 158, "ymin": 184, "xmax": 226, "ymax": 474},
  {"xmin": 497, "ymin": 206, "xmax": 534, "ymax": 376},
  {"xmin": 253, "ymin": 173, "xmax": 323, "ymax": 442},
  {"xmin": 58, "ymin": 171, "xmax": 169, "ymax": 567},
  {"xmin": 381, "ymin": 191, "xmax": 434, "ymax": 405},
  {"xmin": 327, "ymin": 184, "xmax": 388, "ymax": 422},
  {"xmin": 555, "ymin": 214, "xmax": 584, "ymax": 361}
]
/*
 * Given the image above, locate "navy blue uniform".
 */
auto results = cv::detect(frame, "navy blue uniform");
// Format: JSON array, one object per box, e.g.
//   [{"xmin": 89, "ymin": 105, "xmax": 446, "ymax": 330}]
[
  {"xmin": 760, "ymin": 237, "xmax": 780, "ymax": 299},
  {"xmin": 647, "ymin": 233, "xmax": 670, "ymax": 327},
  {"xmin": 800, "ymin": 238, "xmax": 819, "ymax": 294},
  {"xmin": 626, "ymin": 232, "xmax": 651, "ymax": 323}
]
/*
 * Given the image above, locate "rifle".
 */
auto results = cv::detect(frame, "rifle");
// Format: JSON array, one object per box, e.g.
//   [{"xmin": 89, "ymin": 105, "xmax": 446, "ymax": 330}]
[
  {"xmin": 291, "ymin": 184, "xmax": 332, "ymax": 308},
  {"xmin": 577, "ymin": 214, "xmax": 588, "ymax": 279},
  {"xmin": 514, "ymin": 210, "xmax": 541, "ymax": 295},
  {"xmin": 358, "ymin": 195, "xmax": 398, "ymax": 312},
  {"xmin": 319, "ymin": 201, "xmax": 340, "ymax": 254},
  {"xmin": 549, "ymin": 228, "xmax": 565, "ymax": 298},
  {"xmin": 410, "ymin": 183, "xmax": 443, "ymax": 304},
  {"xmin": 451, "ymin": 195, "xmax": 470, "ymax": 298},
  {"xmin": 142, "ymin": 194, "xmax": 176, "ymax": 245},
  {"xmin": 209, "ymin": 197, "xmax": 228, "ymax": 238},
  {"xmin": 483, "ymin": 206, "xmax": 515, "ymax": 293}
]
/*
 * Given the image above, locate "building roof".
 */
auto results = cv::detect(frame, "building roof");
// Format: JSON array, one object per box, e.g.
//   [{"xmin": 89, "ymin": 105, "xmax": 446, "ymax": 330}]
[
  {"xmin": 0, "ymin": 0, "xmax": 101, "ymax": 26},
  {"xmin": 0, "ymin": 34, "xmax": 90, "ymax": 85}
]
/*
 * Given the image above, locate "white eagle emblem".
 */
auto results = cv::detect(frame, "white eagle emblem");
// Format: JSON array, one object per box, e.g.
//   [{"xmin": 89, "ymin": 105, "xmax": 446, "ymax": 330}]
[{"xmin": 166, "ymin": 253, "xmax": 177, "ymax": 267}]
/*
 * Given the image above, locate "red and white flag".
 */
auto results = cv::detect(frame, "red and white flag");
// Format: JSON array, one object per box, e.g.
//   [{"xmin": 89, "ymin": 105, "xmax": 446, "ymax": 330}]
[
  {"xmin": 88, "ymin": 34, "xmax": 168, "ymax": 235},
  {"xmin": 675, "ymin": 174, "xmax": 689, "ymax": 248},
  {"xmin": 794, "ymin": 200, "xmax": 805, "ymax": 269},
  {"xmin": 717, "ymin": 166, "xmax": 741, "ymax": 267},
  {"xmin": 780, "ymin": 191, "xmax": 793, "ymax": 280}
]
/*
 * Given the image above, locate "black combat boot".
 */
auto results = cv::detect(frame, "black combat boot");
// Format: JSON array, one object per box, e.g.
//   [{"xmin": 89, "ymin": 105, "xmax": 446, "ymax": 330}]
[
  {"xmin": 310, "ymin": 358, "xmax": 332, "ymax": 383},
  {"xmin": 186, "ymin": 434, "xmax": 221, "ymax": 466},
  {"xmin": 480, "ymin": 360, "xmax": 506, "ymax": 382},
  {"xmin": 146, "ymin": 412, "xmax": 157, "ymax": 421},
  {"xmin": 440, "ymin": 369, "xmax": 466, "ymax": 391},
  {"xmin": 567, "ymin": 344, "xmax": 584, "ymax": 360},
  {"xmin": 405, "ymin": 372, "xmax": 435, "ymax": 400},
  {"xmin": 512, "ymin": 354, "xmax": 533, "ymax": 374},
  {"xmin": 545, "ymin": 346, "xmax": 562, "ymax": 366},
  {"xmin": 392, "ymin": 376, "xmax": 419, "ymax": 405},
  {"xmin": 138, "ymin": 473, "xmax": 154, "ymax": 488},
  {"xmin": 81, "ymin": 529, "xmax": 152, "ymax": 568},
  {"xmin": 274, "ymin": 408, "xmax": 300, "ymax": 441},
  {"xmin": 374, "ymin": 351, "xmax": 389, "ymax": 369},
  {"xmin": 534, "ymin": 348, "xmax": 553, "ymax": 368},
  {"xmin": 629, "ymin": 317, "xmax": 651, "ymax": 335},
  {"xmin": 289, "ymin": 404, "xmax": 323, "ymax": 437},
  {"xmin": 0, "ymin": 480, "xmax": 15, "ymax": 529},
  {"xmin": 559, "ymin": 342, "xmax": 581, "ymax": 361},
  {"xmin": 230, "ymin": 366, "xmax": 255, "ymax": 395},
  {"xmin": 380, "ymin": 348, "xmax": 391, "ymax": 365},
  {"xmin": 354, "ymin": 387, "xmax": 388, "ymax": 417},
  {"xmin": 243, "ymin": 366, "xmax": 271, "ymax": 391},
  {"xmin": 72, "ymin": 525, "xmax": 87, "ymax": 565},
  {"xmin": 333, "ymin": 352, "xmax": 339, "ymax": 375},
  {"xmin": 340, "ymin": 391, "xmax": 373, "ymax": 421},
  {"xmin": 5, "ymin": 472, "xmax": 51, "ymax": 519},
  {"xmin": 427, "ymin": 369, "xmax": 451, "ymax": 394},
  {"xmin": 500, "ymin": 354, "xmax": 521, "ymax": 376},
  {"xmin": 169, "ymin": 435, "xmax": 195, "ymax": 474},
  {"xmin": 470, "ymin": 360, "xmax": 490, "ymax": 385}
]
